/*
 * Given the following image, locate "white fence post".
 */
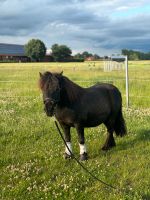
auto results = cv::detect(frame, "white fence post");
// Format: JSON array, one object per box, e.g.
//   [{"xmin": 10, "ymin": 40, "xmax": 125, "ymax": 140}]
[{"xmin": 125, "ymin": 55, "xmax": 129, "ymax": 108}]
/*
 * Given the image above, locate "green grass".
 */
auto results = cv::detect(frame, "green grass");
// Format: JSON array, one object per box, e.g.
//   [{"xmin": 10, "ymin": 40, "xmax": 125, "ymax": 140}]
[{"xmin": 0, "ymin": 61, "xmax": 150, "ymax": 199}]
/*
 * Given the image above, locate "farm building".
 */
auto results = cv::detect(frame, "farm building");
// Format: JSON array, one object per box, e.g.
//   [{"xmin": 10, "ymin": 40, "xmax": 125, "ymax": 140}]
[
  {"xmin": 0, "ymin": 43, "xmax": 29, "ymax": 62},
  {"xmin": 0, "ymin": 43, "xmax": 53, "ymax": 62},
  {"xmin": 85, "ymin": 56, "xmax": 95, "ymax": 61}
]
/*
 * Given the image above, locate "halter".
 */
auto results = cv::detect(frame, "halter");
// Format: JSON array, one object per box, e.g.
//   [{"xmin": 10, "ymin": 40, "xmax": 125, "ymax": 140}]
[{"xmin": 43, "ymin": 86, "xmax": 61, "ymax": 116}]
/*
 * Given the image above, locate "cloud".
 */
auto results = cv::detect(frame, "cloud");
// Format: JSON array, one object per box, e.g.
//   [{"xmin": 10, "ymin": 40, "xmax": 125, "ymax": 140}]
[{"xmin": 0, "ymin": 0, "xmax": 150, "ymax": 54}]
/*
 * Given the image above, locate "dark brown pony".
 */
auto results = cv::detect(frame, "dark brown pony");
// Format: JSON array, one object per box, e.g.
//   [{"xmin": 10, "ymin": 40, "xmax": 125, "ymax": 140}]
[{"xmin": 39, "ymin": 71, "xmax": 126, "ymax": 160}]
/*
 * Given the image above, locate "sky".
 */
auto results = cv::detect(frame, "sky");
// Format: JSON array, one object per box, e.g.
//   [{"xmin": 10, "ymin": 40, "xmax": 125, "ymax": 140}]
[{"xmin": 0, "ymin": 0, "xmax": 150, "ymax": 55}]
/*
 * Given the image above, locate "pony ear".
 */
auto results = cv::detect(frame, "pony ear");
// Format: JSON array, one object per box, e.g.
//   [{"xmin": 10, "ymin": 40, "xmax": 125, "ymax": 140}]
[
  {"xmin": 60, "ymin": 71, "xmax": 63, "ymax": 75},
  {"xmin": 39, "ymin": 72, "xmax": 43, "ymax": 78}
]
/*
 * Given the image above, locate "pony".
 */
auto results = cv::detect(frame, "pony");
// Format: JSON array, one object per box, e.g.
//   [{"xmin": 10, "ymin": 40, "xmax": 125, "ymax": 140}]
[{"xmin": 39, "ymin": 71, "xmax": 126, "ymax": 161}]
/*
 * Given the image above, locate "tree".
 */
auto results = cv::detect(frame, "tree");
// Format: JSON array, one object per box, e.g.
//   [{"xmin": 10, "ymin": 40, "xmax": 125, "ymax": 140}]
[
  {"xmin": 129, "ymin": 53, "xmax": 139, "ymax": 60},
  {"xmin": 74, "ymin": 51, "xmax": 98, "ymax": 60},
  {"xmin": 93, "ymin": 54, "xmax": 100, "ymax": 60},
  {"xmin": 82, "ymin": 51, "xmax": 93, "ymax": 59},
  {"xmin": 51, "ymin": 44, "xmax": 72, "ymax": 62},
  {"xmin": 122, "ymin": 49, "xmax": 130, "ymax": 57},
  {"xmin": 25, "ymin": 39, "xmax": 46, "ymax": 61},
  {"xmin": 73, "ymin": 53, "xmax": 84, "ymax": 62},
  {"xmin": 122, "ymin": 49, "xmax": 150, "ymax": 60},
  {"xmin": 74, "ymin": 53, "xmax": 83, "ymax": 59}
]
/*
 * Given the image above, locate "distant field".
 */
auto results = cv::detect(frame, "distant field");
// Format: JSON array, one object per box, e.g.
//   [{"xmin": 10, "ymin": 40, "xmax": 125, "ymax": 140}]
[
  {"xmin": 0, "ymin": 60, "xmax": 150, "ymax": 107},
  {"xmin": 0, "ymin": 61, "xmax": 150, "ymax": 199}
]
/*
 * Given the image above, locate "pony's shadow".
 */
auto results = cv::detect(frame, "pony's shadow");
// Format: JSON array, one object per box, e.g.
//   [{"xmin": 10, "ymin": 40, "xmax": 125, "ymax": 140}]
[
  {"xmin": 142, "ymin": 194, "xmax": 150, "ymax": 200},
  {"xmin": 117, "ymin": 129, "xmax": 150, "ymax": 151},
  {"xmin": 91, "ymin": 129, "xmax": 150, "ymax": 159},
  {"xmin": 135, "ymin": 129, "xmax": 150, "ymax": 141}
]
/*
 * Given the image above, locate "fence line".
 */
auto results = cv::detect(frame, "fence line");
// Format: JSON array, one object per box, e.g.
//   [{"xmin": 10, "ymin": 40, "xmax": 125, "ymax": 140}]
[
  {"xmin": 0, "ymin": 79, "xmax": 150, "ymax": 83},
  {"xmin": 0, "ymin": 95, "xmax": 150, "ymax": 99},
  {"xmin": 0, "ymin": 81, "xmax": 150, "ymax": 102}
]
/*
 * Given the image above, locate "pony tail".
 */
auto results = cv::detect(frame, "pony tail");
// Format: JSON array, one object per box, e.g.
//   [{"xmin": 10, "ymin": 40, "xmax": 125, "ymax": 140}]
[{"xmin": 114, "ymin": 109, "xmax": 127, "ymax": 137}]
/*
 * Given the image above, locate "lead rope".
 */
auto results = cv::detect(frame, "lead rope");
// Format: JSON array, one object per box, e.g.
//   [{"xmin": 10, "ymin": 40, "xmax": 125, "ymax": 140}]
[{"xmin": 54, "ymin": 120, "xmax": 121, "ymax": 191}]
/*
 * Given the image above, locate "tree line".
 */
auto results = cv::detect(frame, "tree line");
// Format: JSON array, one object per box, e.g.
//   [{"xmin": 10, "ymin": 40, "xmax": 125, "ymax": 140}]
[
  {"xmin": 122, "ymin": 49, "xmax": 150, "ymax": 60},
  {"xmin": 25, "ymin": 39, "xmax": 100, "ymax": 62},
  {"xmin": 24, "ymin": 39, "xmax": 150, "ymax": 62}
]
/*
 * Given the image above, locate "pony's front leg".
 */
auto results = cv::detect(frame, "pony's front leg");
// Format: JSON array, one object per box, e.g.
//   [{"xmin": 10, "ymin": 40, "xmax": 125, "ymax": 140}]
[
  {"xmin": 75, "ymin": 125, "xmax": 88, "ymax": 161},
  {"xmin": 60, "ymin": 123, "xmax": 72, "ymax": 159}
]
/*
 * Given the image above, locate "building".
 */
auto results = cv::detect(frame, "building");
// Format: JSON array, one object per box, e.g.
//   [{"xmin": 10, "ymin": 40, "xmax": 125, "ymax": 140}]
[
  {"xmin": 85, "ymin": 56, "xmax": 95, "ymax": 61},
  {"xmin": 0, "ymin": 43, "xmax": 55, "ymax": 62},
  {"xmin": 0, "ymin": 43, "xmax": 30, "ymax": 62}
]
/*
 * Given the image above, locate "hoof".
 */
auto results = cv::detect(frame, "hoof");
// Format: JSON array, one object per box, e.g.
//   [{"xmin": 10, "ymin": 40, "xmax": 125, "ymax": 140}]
[
  {"xmin": 101, "ymin": 144, "xmax": 116, "ymax": 151},
  {"xmin": 102, "ymin": 140, "xmax": 116, "ymax": 151},
  {"xmin": 80, "ymin": 152, "xmax": 88, "ymax": 161},
  {"xmin": 101, "ymin": 146, "xmax": 110, "ymax": 151},
  {"xmin": 64, "ymin": 153, "xmax": 72, "ymax": 159}
]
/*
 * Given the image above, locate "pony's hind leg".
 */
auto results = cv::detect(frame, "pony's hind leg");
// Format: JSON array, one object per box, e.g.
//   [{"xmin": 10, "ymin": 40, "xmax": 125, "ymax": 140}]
[{"xmin": 102, "ymin": 122, "xmax": 116, "ymax": 151}]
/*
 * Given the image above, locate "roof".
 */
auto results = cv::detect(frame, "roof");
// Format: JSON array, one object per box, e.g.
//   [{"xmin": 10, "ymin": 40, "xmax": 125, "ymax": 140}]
[{"xmin": 0, "ymin": 43, "xmax": 25, "ymax": 56}]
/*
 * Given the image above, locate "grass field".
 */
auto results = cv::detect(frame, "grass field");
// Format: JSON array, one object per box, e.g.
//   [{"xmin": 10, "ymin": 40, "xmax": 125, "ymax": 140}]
[{"xmin": 0, "ymin": 61, "xmax": 150, "ymax": 199}]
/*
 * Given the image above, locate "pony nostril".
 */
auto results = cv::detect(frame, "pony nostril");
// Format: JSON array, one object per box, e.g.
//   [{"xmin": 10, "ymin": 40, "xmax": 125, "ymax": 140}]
[
  {"xmin": 51, "ymin": 100, "xmax": 54, "ymax": 104},
  {"xmin": 44, "ymin": 101, "xmax": 48, "ymax": 105},
  {"xmin": 44, "ymin": 99, "xmax": 50, "ymax": 105}
]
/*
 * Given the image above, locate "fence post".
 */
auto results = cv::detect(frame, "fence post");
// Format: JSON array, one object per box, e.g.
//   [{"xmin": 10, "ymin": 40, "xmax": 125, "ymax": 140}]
[{"xmin": 125, "ymin": 55, "xmax": 129, "ymax": 108}]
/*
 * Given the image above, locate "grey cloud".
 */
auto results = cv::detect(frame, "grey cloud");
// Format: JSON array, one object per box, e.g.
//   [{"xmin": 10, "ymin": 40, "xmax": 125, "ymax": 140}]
[
  {"xmin": 100, "ymin": 38, "xmax": 150, "ymax": 52},
  {"xmin": 0, "ymin": 0, "xmax": 150, "ymax": 54}
]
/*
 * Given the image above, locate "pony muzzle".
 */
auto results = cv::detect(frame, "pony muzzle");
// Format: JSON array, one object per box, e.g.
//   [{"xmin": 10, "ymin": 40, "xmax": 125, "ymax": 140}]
[{"xmin": 44, "ymin": 100, "xmax": 56, "ymax": 117}]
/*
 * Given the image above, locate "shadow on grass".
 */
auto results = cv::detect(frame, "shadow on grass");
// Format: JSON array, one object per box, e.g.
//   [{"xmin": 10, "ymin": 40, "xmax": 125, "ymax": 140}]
[
  {"xmin": 90, "ymin": 129, "xmax": 150, "ymax": 159},
  {"xmin": 115, "ymin": 129, "xmax": 150, "ymax": 152},
  {"xmin": 142, "ymin": 194, "xmax": 150, "ymax": 200},
  {"xmin": 135, "ymin": 129, "xmax": 150, "ymax": 141}
]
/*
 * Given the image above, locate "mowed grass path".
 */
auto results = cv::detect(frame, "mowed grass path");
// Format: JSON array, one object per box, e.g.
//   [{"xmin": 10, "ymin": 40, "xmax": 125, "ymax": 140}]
[{"xmin": 0, "ymin": 61, "xmax": 150, "ymax": 199}]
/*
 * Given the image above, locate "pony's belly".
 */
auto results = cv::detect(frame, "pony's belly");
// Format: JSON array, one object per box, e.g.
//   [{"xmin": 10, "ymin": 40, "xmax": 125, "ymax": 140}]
[
  {"xmin": 83, "ymin": 115, "xmax": 106, "ymax": 127},
  {"xmin": 84, "ymin": 121, "xmax": 102, "ymax": 127}
]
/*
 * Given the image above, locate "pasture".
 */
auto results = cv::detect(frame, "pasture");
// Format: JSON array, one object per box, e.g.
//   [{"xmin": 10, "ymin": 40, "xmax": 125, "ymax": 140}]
[{"xmin": 0, "ymin": 61, "xmax": 150, "ymax": 200}]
